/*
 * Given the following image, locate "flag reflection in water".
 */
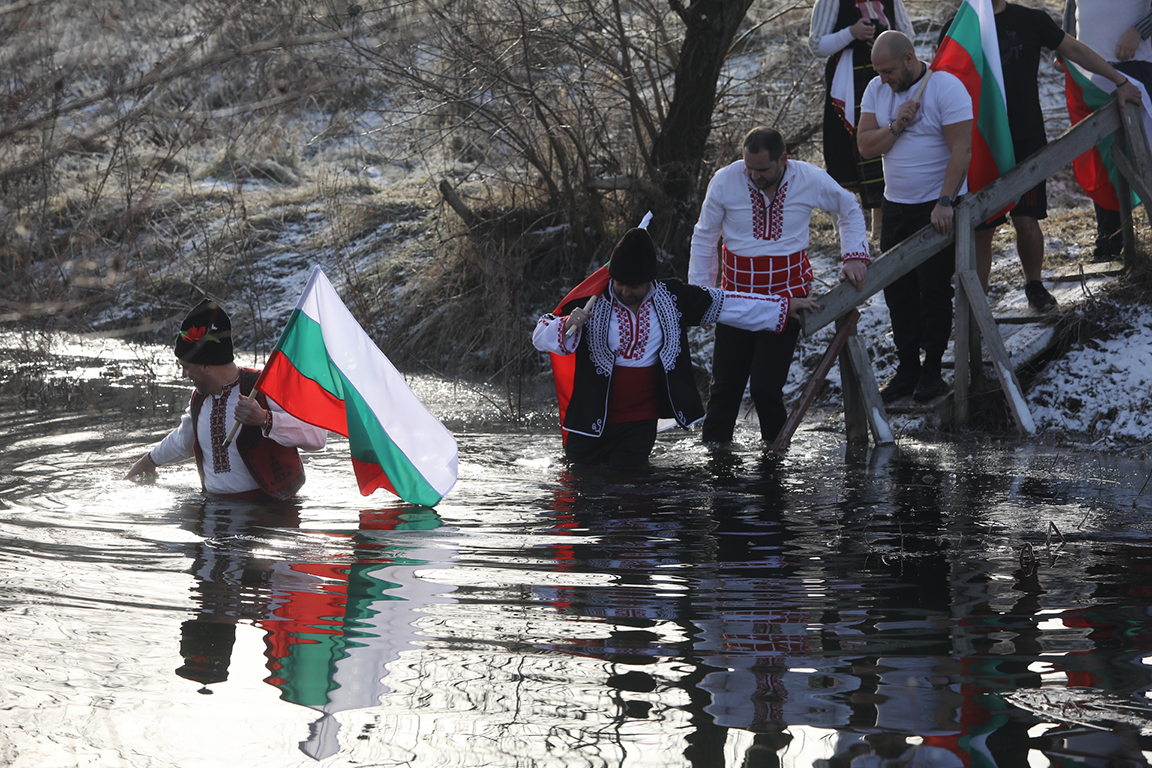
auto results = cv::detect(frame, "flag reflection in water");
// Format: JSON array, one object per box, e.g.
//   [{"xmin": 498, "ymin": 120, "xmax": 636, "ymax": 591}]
[{"xmin": 177, "ymin": 503, "xmax": 454, "ymax": 761}]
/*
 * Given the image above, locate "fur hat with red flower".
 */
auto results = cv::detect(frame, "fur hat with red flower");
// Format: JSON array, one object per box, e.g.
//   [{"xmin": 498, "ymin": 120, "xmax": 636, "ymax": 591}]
[{"xmin": 174, "ymin": 299, "xmax": 234, "ymax": 365}]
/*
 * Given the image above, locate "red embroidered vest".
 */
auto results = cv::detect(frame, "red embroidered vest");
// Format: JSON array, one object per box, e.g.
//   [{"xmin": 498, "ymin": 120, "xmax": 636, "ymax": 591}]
[{"xmin": 190, "ymin": 367, "xmax": 306, "ymax": 500}]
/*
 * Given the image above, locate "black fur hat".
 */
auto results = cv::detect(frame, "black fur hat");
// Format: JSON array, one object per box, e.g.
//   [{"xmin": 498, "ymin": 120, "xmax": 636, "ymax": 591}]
[
  {"xmin": 174, "ymin": 299, "xmax": 234, "ymax": 365},
  {"xmin": 608, "ymin": 228, "xmax": 658, "ymax": 285}
]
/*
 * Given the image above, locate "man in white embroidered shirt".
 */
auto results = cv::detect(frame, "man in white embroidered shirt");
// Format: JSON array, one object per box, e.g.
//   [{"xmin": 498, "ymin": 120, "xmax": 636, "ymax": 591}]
[
  {"xmin": 125, "ymin": 299, "xmax": 327, "ymax": 500},
  {"xmin": 689, "ymin": 126, "xmax": 871, "ymax": 445}
]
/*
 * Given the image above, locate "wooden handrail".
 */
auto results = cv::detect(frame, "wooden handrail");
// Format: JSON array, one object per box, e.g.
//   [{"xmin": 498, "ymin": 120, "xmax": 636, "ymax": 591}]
[{"xmin": 801, "ymin": 98, "xmax": 1128, "ymax": 335}]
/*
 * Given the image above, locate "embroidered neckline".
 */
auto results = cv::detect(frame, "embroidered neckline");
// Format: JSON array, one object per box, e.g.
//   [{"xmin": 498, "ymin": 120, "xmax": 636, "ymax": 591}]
[
  {"xmin": 748, "ymin": 175, "xmax": 789, "ymax": 242},
  {"xmin": 209, "ymin": 378, "xmax": 239, "ymax": 474}
]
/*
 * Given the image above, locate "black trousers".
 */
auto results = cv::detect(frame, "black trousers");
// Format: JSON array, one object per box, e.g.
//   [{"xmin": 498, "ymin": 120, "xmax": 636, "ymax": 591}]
[
  {"xmin": 881, "ymin": 198, "xmax": 955, "ymax": 370},
  {"xmin": 702, "ymin": 318, "xmax": 802, "ymax": 444},
  {"xmin": 564, "ymin": 419, "xmax": 657, "ymax": 467}
]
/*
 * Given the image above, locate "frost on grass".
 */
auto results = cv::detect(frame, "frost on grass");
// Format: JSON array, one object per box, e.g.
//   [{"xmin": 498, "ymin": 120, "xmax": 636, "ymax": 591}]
[{"xmin": 1029, "ymin": 304, "xmax": 1152, "ymax": 439}]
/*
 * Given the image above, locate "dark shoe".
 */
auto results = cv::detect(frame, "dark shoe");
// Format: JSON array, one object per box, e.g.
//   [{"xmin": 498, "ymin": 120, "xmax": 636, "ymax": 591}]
[
  {"xmin": 1024, "ymin": 280, "xmax": 1057, "ymax": 311},
  {"xmin": 913, "ymin": 370, "xmax": 949, "ymax": 402},
  {"xmin": 1091, "ymin": 247, "xmax": 1121, "ymax": 264},
  {"xmin": 880, "ymin": 372, "xmax": 918, "ymax": 403}
]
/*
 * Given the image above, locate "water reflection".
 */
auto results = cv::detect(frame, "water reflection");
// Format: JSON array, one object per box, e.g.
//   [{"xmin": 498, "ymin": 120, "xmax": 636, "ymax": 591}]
[
  {"xmin": 3, "ymin": 332, "xmax": 1152, "ymax": 766},
  {"xmin": 173, "ymin": 498, "xmax": 452, "ymax": 760},
  {"xmin": 526, "ymin": 448, "xmax": 1152, "ymax": 766}
]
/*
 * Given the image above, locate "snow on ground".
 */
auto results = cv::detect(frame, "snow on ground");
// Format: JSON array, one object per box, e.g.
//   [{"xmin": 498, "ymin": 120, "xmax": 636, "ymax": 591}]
[{"xmin": 1029, "ymin": 304, "xmax": 1152, "ymax": 441}]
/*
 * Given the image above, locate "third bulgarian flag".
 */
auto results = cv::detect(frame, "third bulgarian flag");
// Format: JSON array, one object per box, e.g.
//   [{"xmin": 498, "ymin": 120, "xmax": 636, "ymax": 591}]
[{"xmin": 1063, "ymin": 58, "xmax": 1149, "ymax": 211}]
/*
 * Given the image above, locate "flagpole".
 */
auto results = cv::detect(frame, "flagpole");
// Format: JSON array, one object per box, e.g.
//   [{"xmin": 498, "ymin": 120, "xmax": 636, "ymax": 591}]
[
  {"xmin": 221, "ymin": 388, "xmax": 263, "ymax": 449},
  {"xmin": 912, "ymin": 68, "xmax": 933, "ymax": 101},
  {"xmin": 218, "ymin": 274, "xmax": 309, "ymax": 449}
]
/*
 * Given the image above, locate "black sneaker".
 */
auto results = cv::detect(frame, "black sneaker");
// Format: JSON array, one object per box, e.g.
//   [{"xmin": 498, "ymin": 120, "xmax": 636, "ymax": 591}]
[
  {"xmin": 1091, "ymin": 247, "xmax": 1121, "ymax": 264},
  {"xmin": 880, "ymin": 372, "xmax": 918, "ymax": 403},
  {"xmin": 913, "ymin": 370, "xmax": 949, "ymax": 402},
  {"xmin": 1024, "ymin": 280, "xmax": 1057, "ymax": 311}
]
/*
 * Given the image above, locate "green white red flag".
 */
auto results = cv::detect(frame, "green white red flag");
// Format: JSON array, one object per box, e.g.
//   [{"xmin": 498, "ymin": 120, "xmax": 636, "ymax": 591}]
[
  {"xmin": 255, "ymin": 267, "xmax": 458, "ymax": 506},
  {"xmin": 933, "ymin": 0, "xmax": 1015, "ymax": 196},
  {"xmin": 1063, "ymin": 58, "xmax": 1151, "ymax": 211},
  {"xmin": 548, "ymin": 264, "xmax": 609, "ymax": 441}
]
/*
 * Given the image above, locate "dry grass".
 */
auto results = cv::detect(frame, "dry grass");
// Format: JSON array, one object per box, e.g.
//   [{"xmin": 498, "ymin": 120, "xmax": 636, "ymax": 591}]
[{"xmin": 3, "ymin": 0, "xmax": 1149, "ymax": 428}]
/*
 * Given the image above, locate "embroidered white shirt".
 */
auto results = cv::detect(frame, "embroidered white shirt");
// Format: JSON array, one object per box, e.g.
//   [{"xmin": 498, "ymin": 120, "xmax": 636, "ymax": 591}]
[
  {"xmin": 150, "ymin": 380, "xmax": 327, "ymax": 495},
  {"xmin": 688, "ymin": 159, "xmax": 870, "ymax": 289}
]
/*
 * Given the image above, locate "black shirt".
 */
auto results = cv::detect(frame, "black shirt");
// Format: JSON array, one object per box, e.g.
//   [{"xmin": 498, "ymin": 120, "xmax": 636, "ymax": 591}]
[{"xmin": 939, "ymin": 3, "xmax": 1065, "ymax": 144}]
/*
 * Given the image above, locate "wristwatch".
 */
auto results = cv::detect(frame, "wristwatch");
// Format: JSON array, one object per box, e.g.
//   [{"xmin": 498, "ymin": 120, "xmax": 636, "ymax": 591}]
[{"xmin": 937, "ymin": 195, "xmax": 953, "ymax": 207}]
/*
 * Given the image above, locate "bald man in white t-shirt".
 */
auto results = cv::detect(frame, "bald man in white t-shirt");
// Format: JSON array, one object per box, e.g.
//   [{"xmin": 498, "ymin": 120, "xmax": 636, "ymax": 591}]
[{"xmin": 857, "ymin": 31, "xmax": 972, "ymax": 404}]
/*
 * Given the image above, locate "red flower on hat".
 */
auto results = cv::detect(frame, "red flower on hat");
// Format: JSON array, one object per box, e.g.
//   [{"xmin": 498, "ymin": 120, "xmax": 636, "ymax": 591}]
[{"xmin": 180, "ymin": 326, "xmax": 219, "ymax": 343}]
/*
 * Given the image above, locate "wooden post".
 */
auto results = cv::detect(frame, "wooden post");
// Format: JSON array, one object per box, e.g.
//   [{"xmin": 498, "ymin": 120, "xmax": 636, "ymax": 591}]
[
  {"xmin": 1119, "ymin": 105, "xmax": 1152, "ymax": 240},
  {"xmin": 842, "ymin": 333, "xmax": 895, "ymax": 444},
  {"xmin": 1110, "ymin": 105, "xmax": 1152, "ymax": 267},
  {"xmin": 839, "ymin": 321, "xmax": 869, "ymax": 444},
  {"xmin": 956, "ymin": 271, "xmax": 1036, "ymax": 436},
  {"xmin": 954, "ymin": 205, "xmax": 975, "ymax": 427},
  {"xmin": 1116, "ymin": 135, "xmax": 1137, "ymax": 266},
  {"xmin": 770, "ymin": 310, "xmax": 860, "ymax": 453}
]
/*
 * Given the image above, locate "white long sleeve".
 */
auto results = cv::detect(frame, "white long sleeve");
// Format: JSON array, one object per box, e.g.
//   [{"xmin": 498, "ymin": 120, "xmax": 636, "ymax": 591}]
[
  {"xmin": 717, "ymin": 291, "xmax": 790, "ymax": 335},
  {"xmin": 816, "ymin": 27, "xmax": 856, "ymax": 57},
  {"xmin": 533, "ymin": 313, "xmax": 581, "ymax": 355},
  {"xmin": 149, "ymin": 387, "xmax": 325, "ymax": 495}
]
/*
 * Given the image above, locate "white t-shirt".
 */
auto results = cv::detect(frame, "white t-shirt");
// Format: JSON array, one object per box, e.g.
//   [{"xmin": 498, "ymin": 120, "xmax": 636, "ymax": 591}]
[
  {"xmin": 860, "ymin": 67, "xmax": 973, "ymax": 204},
  {"xmin": 1072, "ymin": 0, "xmax": 1152, "ymax": 64}
]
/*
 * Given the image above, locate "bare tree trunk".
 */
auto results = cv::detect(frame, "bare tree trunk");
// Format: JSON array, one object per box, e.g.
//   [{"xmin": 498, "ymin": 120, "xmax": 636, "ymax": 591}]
[{"xmin": 648, "ymin": 0, "xmax": 757, "ymax": 268}]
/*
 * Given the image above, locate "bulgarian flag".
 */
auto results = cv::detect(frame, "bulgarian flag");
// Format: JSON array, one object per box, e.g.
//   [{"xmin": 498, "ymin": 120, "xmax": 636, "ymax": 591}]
[
  {"xmin": 933, "ymin": 0, "xmax": 1015, "ymax": 198},
  {"xmin": 255, "ymin": 267, "xmax": 458, "ymax": 507},
  {"xmin": 548, "ymin": 264, "xmax": 610, "ymax": 441},
  {"xmin": 1063, "ymin": 58, "xmax": 1151, "ymax": 210}
]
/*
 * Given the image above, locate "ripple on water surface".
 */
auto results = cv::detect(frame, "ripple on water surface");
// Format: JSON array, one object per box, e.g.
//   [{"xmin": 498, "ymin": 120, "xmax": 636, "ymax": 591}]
[{"xmin": 3, "ymin": 337, "xmax": 1152, "ymax": 765}]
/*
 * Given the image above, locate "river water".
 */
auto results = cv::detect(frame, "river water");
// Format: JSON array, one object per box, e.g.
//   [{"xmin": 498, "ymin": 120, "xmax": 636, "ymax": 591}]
[{"xmin": 2, "ymin": 332, "xmax": 1152, "ymax": 767}]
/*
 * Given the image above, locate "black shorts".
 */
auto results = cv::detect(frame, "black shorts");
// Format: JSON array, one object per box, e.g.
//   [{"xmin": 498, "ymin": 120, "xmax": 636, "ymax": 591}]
[
  {"xmin": 977, "ymin": 136, "xmax": 1047, "ymax": 229},
  {"xmin": 977, "ymin": 180, "xmax": 1047, "ymax": 229}
]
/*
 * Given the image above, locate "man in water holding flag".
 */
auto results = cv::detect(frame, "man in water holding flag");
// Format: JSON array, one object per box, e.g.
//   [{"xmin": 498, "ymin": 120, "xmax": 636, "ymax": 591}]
[
  {"xmin": 533, "ymin": 226, "xmax": 818, "ymax": 467},
  {"xmin": 125, "ymin": 299, "xmax": 328, "ymax": 501},
  {"xmin": 128, "ymin": 270, "xmax": 459, "ymax": 507}
]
